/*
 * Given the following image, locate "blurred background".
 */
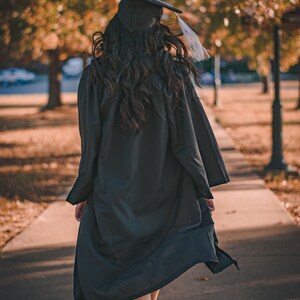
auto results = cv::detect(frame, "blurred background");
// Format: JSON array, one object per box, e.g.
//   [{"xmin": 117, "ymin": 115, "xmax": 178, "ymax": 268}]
[{"xmin": 0, "ymin": 0, "xmax": 299, "ymax": 251}]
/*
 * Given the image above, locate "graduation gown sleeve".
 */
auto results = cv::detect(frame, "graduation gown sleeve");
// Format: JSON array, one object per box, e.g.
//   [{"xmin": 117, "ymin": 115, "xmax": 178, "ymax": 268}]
[
  {"xmin": 164, "ymin": 64, "xmax": 230, "ymax": 200},
  {"xmin": 164, "ymin": 79, "xmax": 214, "ymax": 200},
  {"xmin": 66, "ymin": 64, "xmax": 102, "ymax": 205},
  {"xmin": 182, "ymin": 72, "xmax": 231, "ymax": 188}
]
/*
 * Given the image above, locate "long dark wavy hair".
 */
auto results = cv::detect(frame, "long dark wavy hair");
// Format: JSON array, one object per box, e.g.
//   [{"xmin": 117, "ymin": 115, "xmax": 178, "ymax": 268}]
[{"xmin": 90, "ymin": 11, "xmax": 201, "ymax": 134}]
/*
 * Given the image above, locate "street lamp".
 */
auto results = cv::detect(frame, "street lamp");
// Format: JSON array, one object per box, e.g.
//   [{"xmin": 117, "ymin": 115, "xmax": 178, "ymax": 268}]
[
  {"xmin": 263, "ymin": 23, "xmax": 289, "ymax": 171},
  {"xmin": 281, "ymin": 7, "xmax": 300, "ymax": 30},
  {"xmin": 264, "ymin": 7, "xmax": 300, "ymax": 171},
  {"xmin": 241, "ymin": 7, "xmax": 299, "ymax": 172}
]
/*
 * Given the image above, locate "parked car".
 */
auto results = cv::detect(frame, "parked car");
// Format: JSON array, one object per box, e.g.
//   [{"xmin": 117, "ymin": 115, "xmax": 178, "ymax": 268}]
[
  {"xmin": 222, "ymin": 72, "xmax": 259, "ymax": 83},
  {"xmin": 0, "ymin": 70, "xmax": 16, "ymax": 86},
  {"xmin": 63, "ymin": 57, "xmax": 83, "ymax": 78},
  {"xmin": 0, "ymin": 68, "xmax": 36, "ymax": 86},
  {"xmin": 200, "ymin": 72, "xmax": 214, "ymax": 85}
]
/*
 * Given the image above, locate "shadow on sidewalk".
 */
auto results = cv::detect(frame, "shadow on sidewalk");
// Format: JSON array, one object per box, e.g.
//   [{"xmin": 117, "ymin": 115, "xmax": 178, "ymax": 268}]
[
  {"xmin": 159, "ymin": 223, "xmax": 300, "ymax": 300},
  {"xmin": 0, "ymin": 244, "xmax": 75, "ymax": 300},
  {"xmin": 0, "ymin": 224, "xmax": 299, "ymax": 300}
]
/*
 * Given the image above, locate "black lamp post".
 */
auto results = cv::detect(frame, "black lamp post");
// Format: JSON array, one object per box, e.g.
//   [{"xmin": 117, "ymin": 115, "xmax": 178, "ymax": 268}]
[
  {"xmin": 263, "ymin": 23, "xmax": 289, "ymax": 171},
  {"xmin": 264, "ymin": 7, "xmax": 300, "ymax": 171}
]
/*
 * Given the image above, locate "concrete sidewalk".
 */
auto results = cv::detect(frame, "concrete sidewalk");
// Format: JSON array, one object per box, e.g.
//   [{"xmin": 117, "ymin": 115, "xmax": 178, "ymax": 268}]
[{"xmin": 0, "ymin": 104, "xmax": 299, "ymax": 300}]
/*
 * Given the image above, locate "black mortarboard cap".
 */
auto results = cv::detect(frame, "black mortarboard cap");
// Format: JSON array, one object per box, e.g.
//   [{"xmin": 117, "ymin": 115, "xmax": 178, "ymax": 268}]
[
  {"xmin": 117, "ymin": 0, "xmax": 211, "ymax": 62},
  {"xmin": 117, "ymin": 0, "xmax": 182, "ymax": 32}
]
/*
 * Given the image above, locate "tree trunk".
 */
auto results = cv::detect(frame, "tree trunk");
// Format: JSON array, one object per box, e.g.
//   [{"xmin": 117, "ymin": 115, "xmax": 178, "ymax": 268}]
[
  {"xmin": 261, "ymin": 75, "xmax": 269, "ymax": 94},
  {"xmin": 296, "ymin": 57, "xmax": 300, "ymax": 110},
  {"xmin": 46, "ymin": 49, "xmax": 62, "ymax": 109},
  {"xmin": 213, "ymin": 54, "xmax": 221, "ymax": 106},
  {"xmin": 296, "ymin": 76, "xmax": 300, "ymax": 109}
]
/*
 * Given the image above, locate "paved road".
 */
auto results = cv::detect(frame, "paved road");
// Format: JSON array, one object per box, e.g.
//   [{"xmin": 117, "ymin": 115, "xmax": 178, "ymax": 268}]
[
  {"xmin": 0, "ymin": 99, "xmax": 299, "ymax": 300},
  {"xmin": 0, "ymin": 77, "xmax": 298, "ymax": 95},
  {"xmin": 0, "ymin": 75, "xmax": 80, "ymax": 95}
]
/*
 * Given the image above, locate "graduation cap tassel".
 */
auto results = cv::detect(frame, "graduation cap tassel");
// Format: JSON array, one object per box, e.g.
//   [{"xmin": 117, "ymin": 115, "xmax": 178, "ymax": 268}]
[{"xmin": 175, "ymin": 13, "xmax": 211, "ymax": 62}]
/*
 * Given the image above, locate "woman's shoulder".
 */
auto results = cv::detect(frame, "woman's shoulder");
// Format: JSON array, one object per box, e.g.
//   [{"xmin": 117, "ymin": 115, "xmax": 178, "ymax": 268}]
[
  {"xmin": 78, "ymin": 62, "xmax": 93, "ymax": 83},
  {"xmin": 77, "ymin": 58, "xmax": 103, "ymax": 91}
]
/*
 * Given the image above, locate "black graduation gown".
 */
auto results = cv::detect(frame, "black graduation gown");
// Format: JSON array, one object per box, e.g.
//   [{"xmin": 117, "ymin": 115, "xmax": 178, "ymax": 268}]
[{"xmin": 66, "ymin": 59, "xmax": 239, "ymax": 300}]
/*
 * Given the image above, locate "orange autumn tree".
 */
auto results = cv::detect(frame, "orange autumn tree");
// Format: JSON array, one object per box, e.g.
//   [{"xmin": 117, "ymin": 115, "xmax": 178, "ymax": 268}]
[
  {"xmin": 0, "ymin": 1, "xmax": 34, "ymax": 65},
  {"xmin": 0, "ymin": 0, "xmax": 117, "ymax": 109},
  {"xmin": 172, "ymin": 0, "xmax": 299, "ymax": 93}
]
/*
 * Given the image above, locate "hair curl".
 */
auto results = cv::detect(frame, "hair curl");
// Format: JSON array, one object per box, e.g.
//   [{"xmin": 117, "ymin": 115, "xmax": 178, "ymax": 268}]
[{"xmin": 90, "ymin": 13, "xmax": 200, "ymax": 134}]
